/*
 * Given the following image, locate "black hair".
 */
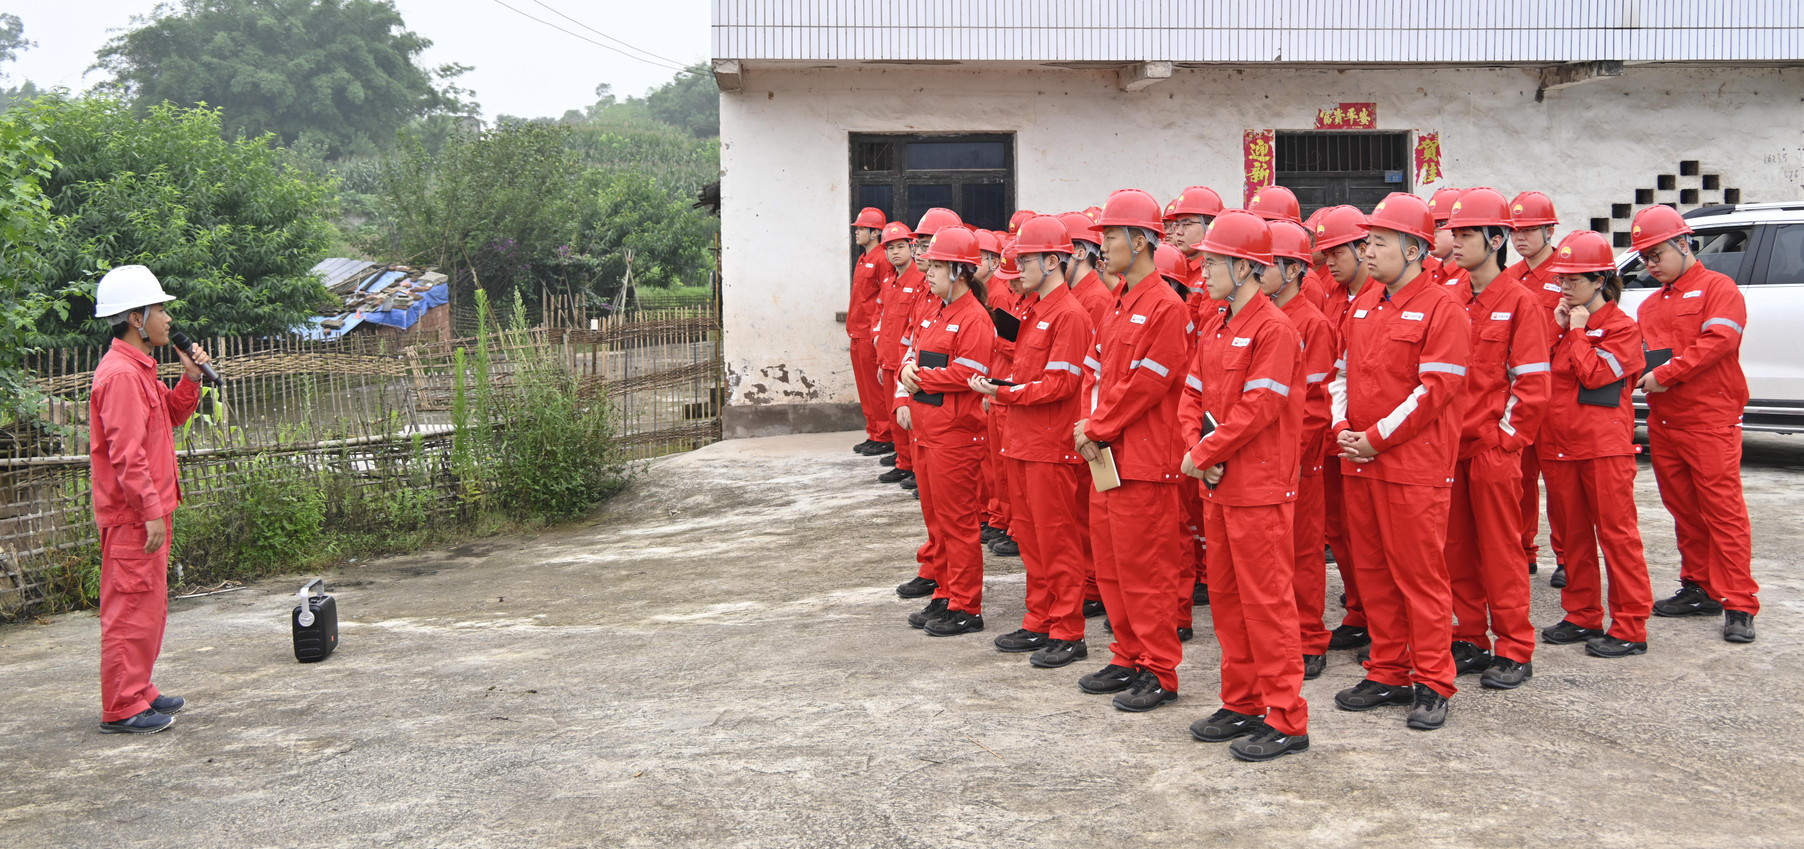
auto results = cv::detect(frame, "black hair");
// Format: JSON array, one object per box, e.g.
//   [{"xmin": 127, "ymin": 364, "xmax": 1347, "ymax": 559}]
[
  {"xmin": 1483, "ymin": 226, "xmax": 1511, "ymax": 270},
  {"xmin": 950, "ymin": 262, "xmax": 986, "ymax": 307},
  {"xmin": 1579, "ymin": 269, "xmax": 1624, "ymax": 303}
]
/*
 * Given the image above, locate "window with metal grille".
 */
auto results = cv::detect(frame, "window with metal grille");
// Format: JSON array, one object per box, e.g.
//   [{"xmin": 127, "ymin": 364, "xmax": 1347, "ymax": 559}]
[
  {"xmin": 1274, "ymin": 131, "xmax": 1411, "ymax": 218},
  {"xmin": 850, "ymin": 133, "xmax": 1015, "ymax": 234}
]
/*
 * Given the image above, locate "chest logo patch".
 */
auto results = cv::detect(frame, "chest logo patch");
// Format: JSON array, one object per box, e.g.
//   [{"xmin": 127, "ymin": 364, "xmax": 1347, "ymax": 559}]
[
  {"xmin": 903, "ymin": 287, "xmax": 914, "ymax": 293},
  {"xmin": 1130, "ymin": 314, "xmax": 1147, "ymax": 325},
  {"xmin": 1037, "ymin": 321, "xmax": 1051, "ymax": 330},
  {"xmin": 1543, "ymin": 282, "xmax": 1562, "ymax": 292},
  {"xmin": 1683, "ymin": 289, "xmax": 1704, "ymax": 299},
  {"xmin": 1231, "ymin": 337, "xmax": 1252, "ymax": 347},
  {"xmin": 1586, "ymin": 328, "xmax": 1606, "ymax": 337},
  {"xmin": 1402, "ymin": 311, "xmax": 1426, "ymax": 321},
  {"xmin": 1354, "ymin": 309, "xmax": 1369, "ymax": 319},
  {"xmin": 947, "ymin": 324, "xmax": 959, "ymax": 332},
  {"xmin": 1491, "ymin": 312, "xmax": 1511, "ymax": 321}
]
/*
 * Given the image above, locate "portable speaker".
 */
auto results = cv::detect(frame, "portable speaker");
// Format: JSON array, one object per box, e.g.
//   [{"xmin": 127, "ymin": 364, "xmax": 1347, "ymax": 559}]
[{"xmin": 292, "ymin": 578, "xmax": 338, "ymax": 663}]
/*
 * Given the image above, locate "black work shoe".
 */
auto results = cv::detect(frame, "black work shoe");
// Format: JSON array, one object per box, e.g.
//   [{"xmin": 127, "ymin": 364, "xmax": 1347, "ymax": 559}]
[
  {"xmin": 1230, "ymin": 726, "xmax": 1310, "ymax": 762},
  {"xmin": 1112, "ymin": 670, "xmax": 1177, "ymax": 712},
  {"xmin": 1078, "ymin": 663, "xmax": 1137, "ymax": 694},
  {"xmin": 989, "ymin": 536, "xmax": 1020, "ymax": 557},
  {"xmin": 1189, "ymin": 708, "xmax": 1266, "ymax": 742},
  {"xmin": 878, "ymin": 467, "xmax": 910, "ymax": 484},
  {"xmin": 1030, "ymin": 639, "xmax": 1089, "ymax": 668},
  {"xmin": 980, "ymin": 522, "xmax": 1003, "ymax": 544},
  {"xmin": 1405, "ymin": 684, "xmax": 1450, "ymax": 731},
  {"xmin": 1338, "ymin": 592, "xmax": 1347, "ymax": 608},
  {"xmin": 924, "ymin": 609, "xmax": 984, "ymax": 636},
  {"xmin": 1324, "ymin": 545, "xmax": 1337, "ymax": 565},
  {"xmin": 853, "ymin": 439, "xmax": 873, "ymax": 454},
  {"xmin": 1527, "ymin": 559, "xmax": 1539, "ymax": 575},
  {"xmin": 1177, "ymin": 627, "xmax": 1194, "ymax": 642},
  {"xmin": 896, "ymin": 576, "xmax": 938, "ymax": 599},
  {"xmin": 899, "ymin": 473, "xmax": 917, "ymax": 490},
  {"xmin": 1549, "ymin": 564, "xmax": 1568, "ymax": 588},
  {"xmin": 1723, "ymin": 610, "xmax": 1757, "ymax": 643},
  {"xmin": 993, "ymin": 628, "xmax": 1049, "ymax": 653},
  {"xmin": 99, "ymin": 709, "xmax": 174, "ymax": 734},
  {"xmin": 1451, "ymin": 640, "xmax": 1494, "ymax": 676},
  {"xmin": 907, "ymin": 597, "xmax": 949, "ymax": 629},
  {"xmin": 1334, "ymin": 679, "xmax": 1414, "ymax": 712},
  {"xmin": 880, "ymin": 453, "xmax": 897, "ymax": 467},
  {"xmin": 859, "ymin": 440, "xmax": 895, "ymax": 456},
  {"xmin": 1102, "ymin": 616, "xmax": 1112, "ymax": 634},
  {"xmin": 1328, "ymin": 624, "xmax": 1371, "ymax": 649},
  {"xmin": 1356, "ymin": 646, "xmax": 1370, "ymax": 665},
  {"xmin": 1585, "ymin": 635, "xmax": 1648, "ymax": 658},
  {"xmin": 1303, "ymin": 654, "xmax": 1326, "ymax": 680},
  {"xmin": 1653, "ymin": 583, "xmax": 1724, "ymax": 618},
  {"xmin": 1082, "ymin": 599, "xmax": 1106, "ymax": 618},
  {"xmin": 1193, "ymin": 583, "xmax": 1210, "ymax": 606},
  {"xmin": 1541, "ymin": 619, "xmax": 1603, "ymax": 645},
  {"xmin": 150, "ymin": 694, "xmax": 185, "ymax": 715},
  {"xmin": 1480, "ymin": 657, "xmax": 1533, "ymax": 689}
]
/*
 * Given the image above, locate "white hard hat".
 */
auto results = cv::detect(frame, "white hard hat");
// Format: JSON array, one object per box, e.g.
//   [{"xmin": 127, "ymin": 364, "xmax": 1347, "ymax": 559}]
[{"xmin": 94, "ymin": 265, "xmax": 176, "ymax": 319}]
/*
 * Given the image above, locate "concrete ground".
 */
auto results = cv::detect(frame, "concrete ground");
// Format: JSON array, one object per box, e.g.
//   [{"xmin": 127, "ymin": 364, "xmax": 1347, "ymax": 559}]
[{"xmin": 2, "ymin": 431, "xmax": 1801, "ymax": 848}]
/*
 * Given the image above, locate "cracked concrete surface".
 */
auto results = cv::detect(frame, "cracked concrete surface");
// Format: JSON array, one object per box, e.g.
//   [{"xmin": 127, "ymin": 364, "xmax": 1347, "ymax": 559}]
[{"xmin": 1, "ymin": 430, "xmax": 1801, "ymax": 847}]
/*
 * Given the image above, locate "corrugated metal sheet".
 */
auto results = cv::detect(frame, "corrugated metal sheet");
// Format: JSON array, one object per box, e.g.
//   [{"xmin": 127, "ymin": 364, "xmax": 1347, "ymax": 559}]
[{"xmin": 713, "ymin": 0, "xmax": 1804, "ymax": 63}]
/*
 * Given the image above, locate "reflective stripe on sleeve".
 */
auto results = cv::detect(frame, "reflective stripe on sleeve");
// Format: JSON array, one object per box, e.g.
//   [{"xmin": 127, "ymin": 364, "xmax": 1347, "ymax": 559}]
[
  {"xmin": 1306, "ymin": 371, "xmax": 1329, "ymax": 384},
  {"xmin": 1701, "ymin": 317, "xmax": 1745, "ymax": 334},
  {"xmin": 1595, "ymin": 349, "xmax": 1623, "ymax": 377},
  {"xmin": 1419, "ymin": 362, "xmax": 1467, "ymax": 376},
  {"xmin": 1045, "ymin": 360, "xmax": 1081, "ymax": 375},
  {"xmin": 1243, "ymin": 378, "xmax": 1291, "ymax": 396},
  {"xmin": 1186, "ymin": 374, "xmax": 1205, "ymax": 392},
  {"xmin": 1507, "ymin": 362, "xmax": 1551, "ymax": 378},
  {"xmin": 1131, "ymin": 357, "xmax": 1170, "ymax": 377},
  {"xmin": 953, "ymin": 357, "xmax": 990, "ymax": 374}
]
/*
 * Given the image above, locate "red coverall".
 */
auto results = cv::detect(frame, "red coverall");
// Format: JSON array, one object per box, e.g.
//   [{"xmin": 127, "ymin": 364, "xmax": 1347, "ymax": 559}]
[
  {"xmin": 1174, "ymin": 253, "xmax": 1215, "ymax": 605},
  {"xmin": 899, "ymin": 289, "xmax": 997, "ymax": 615},
  {"xmin": 1281, "ymin": 292, "xmax": 1336, "ymax": 656},
  {"xmin": 994, "ymin": 284, "xmax": 1094, "ymax": 641},
  {"xmin": 1446, "ymin": 276, "xmax": 1551, "ymax": 664},
  {"xmin": 877, "ymin": 264, "xmax": 927, "ymax": 473},
  {"xmin": 1328, "ymin": 271, "xmax": 1470, "ymax": 698},
  {"xmin": 1071, "ymin": 268, "xmax": 1114, "ymax": 604},
  {"xmin": 983, "ymin": 284, "xmax": 1017, "ymax": 534},
  {"xmin": 1637, "ymin": 260, "xmax": 1758, "ymax": 614},
  {"xmin": 1299, "ymin": 265, "xmax": 1330, "ymax": 312},
  {"xmin": 1321, "ymin": 273, "xmax": 1367, "ymax": 629},
  {"xmin": 1541, "ymin": 301, "xmax": 1654, "ymax": 641},
  {"xmin": 90, "ymin": 339, "xmax": 200, "ymax": 722},
  {"xmin": 1499, "ymin": 257, "xmax": 1568, "ymax": 567},
  {"xmin": 1426, "ymin": 255, "xmax": 1471, "ymax": 291},
  {"xmin": 1084, "ymin": 272, "xmax": 1190, "ymax": 691},
  {"xmin": 1182, "ymin": 294, "xmax": 1308, "ymax": 735},
  {"xmin": 849, "ymin": 245, "xmax": 892, "ymax": 443}
]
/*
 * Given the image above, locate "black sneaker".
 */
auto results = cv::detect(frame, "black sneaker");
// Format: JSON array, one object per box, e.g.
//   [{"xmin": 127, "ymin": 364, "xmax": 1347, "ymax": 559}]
[
  {"xmin": 1480, "ymin": 657, "xmax": 1533, "ymax": 689},
  {"xmin": 989, "ymin": 536, "xmax": 1020, "ymax": 557},
  {"xmin": 1177, "ymin": 627, "xmax": 1194, "ymax": 642},
  {"xmin": 1189, "ymin": 708, "xmax": 1266, "ymax": 742},
  {"xmin": 896, "ymin": 576, "xmax": 938, "ymax": 599},
  {"xmin": 899, "ymin": 473, "xmax": 917, "ymax": 490},
  {"xmin": 99, "ymin": 709, "xmax": 174, "ymax": 734},
  {"xmin": 907, "ymin": 597, "xmax": 949, "ymax": 629},
  {"xmin": 1230, "ymin": 726, "xmax": 1310, "ymax": 762},
  {"xmin": 1549, "ymin": 564, "xmax": 1568, "ymax": 588},
  {"xmin": 1527, "ymin": 559, "xmax": 1539, "ymax": 575},
  {"xmin": 1030, "ymin": 639, "xmax": 1089, "ymax": 668},
  {"xmin": 1328, "ymin": 624, "xmax": 1370, "ymax": 649},
  {"xmin": 1078, "ymin": 663, "xmax": 1137, "ymax": 694},
  {"xmin": 1723, "ymin": 610, "xmax": 1757, "ymax": 643},
  {"xmin": 858, "ymin": 440, "xmax": 895, "ymax": 456},
  {"xmin": 1585, "ymin": 635, "xmax": 1648, "ymax": 658},
  {"xmin": 1652, "ymin": 583, "xmax": 1724, "ymax": 618},
  {"xmin": 1405, "ymin": 684, "xmax": 1449, "ymax": 730},
  {"xmin": 1324, "ymin": 545, "xmax": 1337, "ymax": 565},
  {"xmin": 853, "ymin": 439, "xmax": 874, "ymax": 454},
  {"xmin": 878, "ymin": 467, "xmax": 910, "ymax": 484},
  {"xmin": 1193, "ymin": 583, "xmax": 1210, "ymax": 606},
  {"xmin": 993, "ymin": 628, "xmax": 1049, "ymax": 653},
  {"xmin": 1334, "ymin": 679, "xmax": 1414, "ymax": 712},
  {"xmin": 1541, "ymin": 619, "xmax": 1603, "ymax": 645},
  {"xmin": 1082, "ymin": 599, "xmax": 1106, "ymax": 618},
  {"xmin": 1451, "ymin": 640, "xmax": 1494, "ymax": 675},
  {"xmin": 980, "ymin": 523, "xmax": 1004, "ymax": 545},
  {"xmin": 924, "ymin": 609, "xmax": 983, "ymax": 636},
  {"xmin": 880, "ymin": 453, "xmax": 897, "ymax": 467},
  {"xmin": 1112, "ymin": 670, "xmax": 1177, "ymax": 712},
  {"xmin": 150, "ymin": 694, "xmax": 185, "ymax": 715},
  {"xmin": 1338, "ymin": 592, "xmax": 1347, "ymax": 608},
  {"xmin": 1303, "ymin": 654, "xmax": 1326, "ymax": 680}
]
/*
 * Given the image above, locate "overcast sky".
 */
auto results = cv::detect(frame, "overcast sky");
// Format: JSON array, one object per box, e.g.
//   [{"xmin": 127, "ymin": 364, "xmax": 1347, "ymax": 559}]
[{"xmin": 5, "ymin": 1, "xmax": 713, "ymax": 120}]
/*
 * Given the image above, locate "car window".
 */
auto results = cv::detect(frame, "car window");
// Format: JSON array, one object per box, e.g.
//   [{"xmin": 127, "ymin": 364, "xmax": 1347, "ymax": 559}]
[
  {"xmin": 1621, "ymin": 225, "xmax": 1753, "ymax": 289},
  {"xmin": 1762, "ymin": 224, "xmax": 1804, "ymax": 286}
]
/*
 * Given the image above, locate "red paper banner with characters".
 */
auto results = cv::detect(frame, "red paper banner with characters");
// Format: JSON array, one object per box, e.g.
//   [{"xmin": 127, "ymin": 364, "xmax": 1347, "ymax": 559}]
[
  {"xmin": 1415, "ymin": 132, "xmax": 1443, "ymax": 185},
  {"xmin": 1314, "ymin": 102, "xmax": 1376, "ymax": 129},
  {"xmin": 1243, "ymin": 129, "xmax": 1274, "ymax": 205}
]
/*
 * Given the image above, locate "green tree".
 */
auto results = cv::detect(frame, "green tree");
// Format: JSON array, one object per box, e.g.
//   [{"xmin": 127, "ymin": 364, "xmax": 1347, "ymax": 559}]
[
  {"xmin": 630, "ymin": 63, "xmax": 717, "ymax": 139},
  {"xmin": 94, "ymin": 0, "xmax": 473, "ymax": 159},
  {"xmin": 575, "ymin": 169, "xmax": 715, "ymax": 294},
  {"xmin": 0, "ymin": 98, "xmax": 63, "ymax": 422},
  {"xmin": 22, "ymin": 95, "xmax": 335, "ymax": 346},
  {"xmin": 0, "ymin": 12, "xmax": 34, "ymax": 69}
]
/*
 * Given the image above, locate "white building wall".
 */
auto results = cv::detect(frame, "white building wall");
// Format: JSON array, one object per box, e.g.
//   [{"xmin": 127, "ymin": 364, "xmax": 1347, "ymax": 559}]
[{"xmin": 718, "ymin": 63, "xmax": 1804, "ymax": 434}]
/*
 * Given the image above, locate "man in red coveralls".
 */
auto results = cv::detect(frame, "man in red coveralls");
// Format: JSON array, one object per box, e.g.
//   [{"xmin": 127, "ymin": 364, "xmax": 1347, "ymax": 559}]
[
  {"xmin": 1313, "ymin": 206, "xmax": 1375, "ymax": 654},
  {"xmin": 1501, "ymin": 191, "xmax": 1567, "ymax": 582},
  {"xmin": 89, "ymin": 265, "xmax": 211, "ymax": 734},
  {"xmin": 1631, "ymin": 206, "xmax": 1760, "ymax": 643},
  {"xmin": 848, "ymin": 207, "xmax": 895, "ymax": 458}
]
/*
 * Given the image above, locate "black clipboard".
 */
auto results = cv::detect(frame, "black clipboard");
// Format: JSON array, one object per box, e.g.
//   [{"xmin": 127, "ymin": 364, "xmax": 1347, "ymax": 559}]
[
  {"xmin": 1644, "ymin": 347, "xmax": 1674, "ymax": 369},
  {"xmin": 1199, "ymin": 411, "xmax": 1222, "ymax": 489},
  {"xmin": 989, "ymin": 307, "xmax": 1021, "ymax": 343},
  {"xmin": 1578, "ymin": 379, "xmax": 1626, "ymax": 408},
  {"xmin": 912, "ymin": 351, "xmax": 948, "ymax": 406}
]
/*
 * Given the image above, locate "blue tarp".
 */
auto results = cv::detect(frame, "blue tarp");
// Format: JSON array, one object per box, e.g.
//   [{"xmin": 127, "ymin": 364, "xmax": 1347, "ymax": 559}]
[{"xmin": 295, "ymin": 282, "xmax": 448, "ymax": 341}]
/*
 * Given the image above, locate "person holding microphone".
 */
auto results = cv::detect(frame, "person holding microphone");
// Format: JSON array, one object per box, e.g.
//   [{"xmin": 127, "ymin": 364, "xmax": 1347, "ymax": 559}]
[{"xmin": 89, "ymin": 265, "xmax": 213, "ymax": 733}]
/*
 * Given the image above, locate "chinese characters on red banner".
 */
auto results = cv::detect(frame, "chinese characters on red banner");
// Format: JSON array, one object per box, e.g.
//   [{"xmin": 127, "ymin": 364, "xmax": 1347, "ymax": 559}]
[
  {"xmin": 1243, "ymin": 129, "xmax": 1274, "ymax": 204},
  {"xmin": 1314, "ymin": 103, "xmax": 1376, "ymax": 129},
  {"xmin": 1415, "ymin": 132, "xmax": 1443, "ymax": 184}
]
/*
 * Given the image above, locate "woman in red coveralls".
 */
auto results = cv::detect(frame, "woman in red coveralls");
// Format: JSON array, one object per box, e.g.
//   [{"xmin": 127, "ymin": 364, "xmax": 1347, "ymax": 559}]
[{"xmin": 897, "ymin": 226, "xmax": 999, "ymax": 637}]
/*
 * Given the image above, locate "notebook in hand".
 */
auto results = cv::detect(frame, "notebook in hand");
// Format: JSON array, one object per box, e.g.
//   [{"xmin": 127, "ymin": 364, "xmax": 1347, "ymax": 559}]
[
  {"xmin": 1644, "ymin": 347, "xmax": 1674, "ymax": 369},
  {"xmin": 1087, "ymin": 443, "xmax": 1121, "ymax": 492},
  {"xmin": 912, "ymin": 351, "xmax": 948, "ymax": 406},
  {"xmin": 1577, "ymin": 378, "xmax": 1627, "ymax": 408},
  {"xmin": 1200, "ymin": 411, "xmax": 1222, "ymax": 489},
  {"xmin": 989, "ymin": 307, "xmax": 1021, "ymax": 343}
]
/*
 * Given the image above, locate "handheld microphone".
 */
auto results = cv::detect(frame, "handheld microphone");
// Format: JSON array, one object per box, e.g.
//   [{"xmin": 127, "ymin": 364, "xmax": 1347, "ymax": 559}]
[{"xmin": 169, "ymin": 331, "xmax": 224, "ymax": 386}]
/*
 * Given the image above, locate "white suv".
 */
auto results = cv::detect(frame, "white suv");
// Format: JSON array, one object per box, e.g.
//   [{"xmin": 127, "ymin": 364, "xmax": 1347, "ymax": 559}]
[{"xmin": 1616, "ymin": 202, "xmax": 1804, "ymax": 434}]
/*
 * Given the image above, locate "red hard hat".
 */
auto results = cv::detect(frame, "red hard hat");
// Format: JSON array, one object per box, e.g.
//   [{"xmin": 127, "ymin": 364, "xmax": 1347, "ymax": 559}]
[
  {"xmin": 1313, "ymin": 205, "xmax": 1370, "ymax": 251},
  {"xmin": 878, "ymin": 221, "xmax": 914, "ymax": 245},
  {"xmin": 1545, "ymin": 230, "xmax": 1617, "ymax": 275},
  {"xmin": 1095, "ymin": 189, "xmax": 1165, "ymax": 238},
  {"xmin": 1509, "ymin": 191, "xmax": 1558, "ymax": 228},
  {"xmin": 995, "ymin": 239, "xmax": 1022, "ymax": 280},
  {"xmin": 1058, "ymin": 212, "xmax": 1101, "ymax": 245},
  {"xmin": 1083, "ymin": 206, "xmax": 1103, "ymax": 222},
  {"xmin": 921, "ymin": 226, "xmax": 981, "ymax": 264},
  {"xmin": 1198, "ymin": 209, "xmax": 1274, "ymax": 266},
  {"xmin": 1168, "ymin": 186, "xmax": 1226, "ymax": 220},
  {"xmin": 1427, "ymin": 188, "xmax": 1463, "ymax": 225},
  {"xmin": 1366, "ymin": 192, "xmax": 1436, "ymax": 243},
  {"xmin": 853, "ymin": 207, "xmax": 887, "ymax": 229},
  {"xmin": 1269, "ymin": 220, "xmax": 1314, "ymax": 262},
  {"xmin": 1154, "ymin": 244, "xmax": 1188, "ymax": 282},
  {"xmin": 1016, "ymin": 214, "xmax": 1075, "ymax": 255},
  {"xmin": 975, "ymin": 229, "xmax": 1002, "ymax": 257},
  {"xmin": 1008, "ymin": 210, "xmax": 1036, "ymax": 235},
  {"xmin": 1629, "ymin": 205, "xmax": 1692, "ymax": 252},
  {"xmin": 912, "ymin": 207, "xmax": 963, "ymax": 238},
  {"xmin": 1445, "ymin": 187, "xmax": 1512, "ymax": 230},
  {"xmin": 1247, "ymin": 186, "xmax": 1302, "ymax": 224}
]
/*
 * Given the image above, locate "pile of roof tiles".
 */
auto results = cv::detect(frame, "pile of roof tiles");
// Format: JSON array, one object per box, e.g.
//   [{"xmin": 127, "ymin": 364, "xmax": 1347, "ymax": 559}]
[{"xmin": 310, "ymin": 259, "xmax": 450, "ymax": 331}]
